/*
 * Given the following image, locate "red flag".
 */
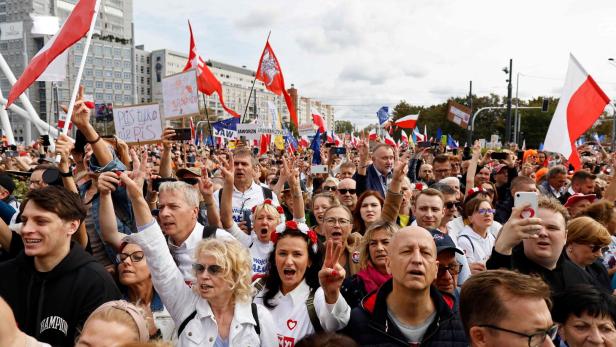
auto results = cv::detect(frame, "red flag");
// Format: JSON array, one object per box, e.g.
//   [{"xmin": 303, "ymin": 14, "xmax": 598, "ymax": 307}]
[
  {"xmin": 57, "ymin": 112, "xmax": 72, "ymax": 130},
  {"xmin": 395, "ymin": 114, "xmax": 419, "ymax": 129},
  {"xmin": 256, "ymin": 41, "xmax": 298, "ymax": 128},
  {"xmin": 543, "ymin": 54, "xmax": 610, "ymax": 169},
  {"xmin": 6, "ymin": 0, "xmax": 97, "ymax": 107},
  {"xmin": 259, "ymin": 134, "xmax": 270, "ymax": 156},
  {"xmin": 368, "ymin": 128, "xmax": 377, "ymax": 141},
  {"xmin": 384, "ymin": 133, "xmax": 397, "ymax": 147},
  {"xmin": 312, "ymin": 113, "xmax": 327, "ymax": 133},
  {"xmin": 183, "ymin": 22, "xmax": 240, "ymax": 117},
  {"xmin": 299, "ymin": 136, "xmax": 310, "ymax": 148}
]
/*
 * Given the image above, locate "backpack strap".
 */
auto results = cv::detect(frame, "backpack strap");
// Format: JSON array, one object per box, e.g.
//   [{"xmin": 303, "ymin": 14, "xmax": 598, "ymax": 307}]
[
  {"xmin": 306, "ymin": 289, "xmax": 323, "ymax": 333},
  {"xmin": 458, "ymin": 234, "xmax": 475, "ymax": 254},
  {"xmin": 262, "ymin": 186, "xmax": 273, "ymax": 200},
  {"xmin": 177, "ymin": 310, "xmax": 197, "ymax": 337},
  {"xmin": 251, "ymin": 302, "xmax": 261, "ymax": 336},
  {"xmin": 252, "ymin": 277, "xmax": 266, "ymax": 295}
]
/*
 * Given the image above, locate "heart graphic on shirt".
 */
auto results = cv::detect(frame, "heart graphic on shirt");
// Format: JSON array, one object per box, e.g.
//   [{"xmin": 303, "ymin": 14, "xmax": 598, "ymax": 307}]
[{"xmin": 287, "ymin": 319, "xmax": 298, "ymax": 330}]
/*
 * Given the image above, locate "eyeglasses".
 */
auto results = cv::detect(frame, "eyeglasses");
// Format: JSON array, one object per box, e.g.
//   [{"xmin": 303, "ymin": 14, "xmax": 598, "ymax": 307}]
[
  {"xmin": 324, "ymin": 217, "xmax": 351, "ymax": 226},
  {"xmin": 445, "ymin": 201, "xmax": 461, "ymax": 210},
  {"xmin": 477, "ymin": 208, "xmax": 496, "ymax": 215},
  {"xmin": 117, "ymin": 251, "xmax": 145, "ymax": 263},
  {"xmin": 323, "ymin": 186, "xmax": 337, "ymax": 192},
  {"xmin": 478, "ymin": 324, "xmax": 559, "ymax": 347},
  {"xmin": 338, "ymin": 188, "xmax": 356, "ymax": 195},
  {"xmin": 438, "ymin": 263, "xmax": 461, "ymax": 276},
  {"xmin": 587, "ymin": 244, "xmax": 610, "ymax": 253},
  {"xmin": 483, "ymin": 188, "xmax": 495, "ymax": 195},
  {"xmin": 192, "ymin": 263, "xmax": 223, "ymax": 276}
]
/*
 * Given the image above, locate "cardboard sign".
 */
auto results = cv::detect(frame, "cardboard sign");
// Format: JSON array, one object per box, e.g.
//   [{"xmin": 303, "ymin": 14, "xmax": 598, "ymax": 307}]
[
  {"xmin": 113, "ymin": 103, "xmax": 162, "ymax": 144},
  {"xmin": 236, "ymin": 124, "xmax": 283, "ymax": 141},
  {"xmin": 161, "ymin": 69, "xmax": 199, "ymax": 119},
  {"xmin": 447, "ymin": 101, "xmax": 471, "ymax": 129},
  {"xmin": 213, "ymin": 127, "xmax": 237, "ymax": 140}
]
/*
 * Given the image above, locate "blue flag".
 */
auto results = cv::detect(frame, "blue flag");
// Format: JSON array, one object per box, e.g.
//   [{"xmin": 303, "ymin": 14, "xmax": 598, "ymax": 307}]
[
  {"xmin": 538, "ymin": 142, "xmax": 544, "ymax": 151},
  {"xmin": 436, "ymin": 128, "xmax": 442, "ymax": 142},
  {"xmin": 212, "ymin": 117, "xmax": 240, "ymax": 132},
  {"xmin": 377, "ymin": 106, "xmax": 389, "ymax": 125},
  {"xmin": 310, "ymin": 129, "xmax": 322, "ymax": 164},
  {"xmin": 447, "ymin": 134, "xmax": 458, "ymax": 149},
  {"xmin": 411, "ymin": 130, "xmax": 417, "ymax": 143},
  {"xmin": 206, "ymin": 136, "xmax": 215, "ymax": 147}
]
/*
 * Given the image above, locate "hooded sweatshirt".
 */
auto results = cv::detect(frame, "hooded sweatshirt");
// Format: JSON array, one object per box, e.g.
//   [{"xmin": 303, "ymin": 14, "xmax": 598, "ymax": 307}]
[{"xmin": 0, "ymin": 242, "xmax": 121, "ymax": 347}]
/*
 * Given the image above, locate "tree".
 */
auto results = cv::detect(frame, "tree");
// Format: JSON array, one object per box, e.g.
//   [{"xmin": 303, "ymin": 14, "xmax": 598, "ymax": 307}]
[{"xmin": 335, "ymin": 120, "xmax": 354, "ymax": 135}]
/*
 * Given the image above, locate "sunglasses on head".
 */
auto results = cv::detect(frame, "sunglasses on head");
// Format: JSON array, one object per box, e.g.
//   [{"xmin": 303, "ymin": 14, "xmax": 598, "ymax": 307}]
[
  {"xmin": 192, "ymin": 263, "xmax": 223, "ymax": 276},
  {"xmin": 180, "ymin": 178, "xmax": 199, "ymax": 185},
  {"xmin": 338, "ymin": 188, "xmax": 356, "ymax": 195}
]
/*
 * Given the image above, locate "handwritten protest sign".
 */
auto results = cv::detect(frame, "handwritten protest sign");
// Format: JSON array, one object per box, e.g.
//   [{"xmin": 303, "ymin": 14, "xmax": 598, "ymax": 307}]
[
  {"xmin": 162, "ymin": 69, "xmax": 199, "ymax": 119},
  {"xmin": 113, "ymin": 103, "xmax": 163, "ymax": 144}
]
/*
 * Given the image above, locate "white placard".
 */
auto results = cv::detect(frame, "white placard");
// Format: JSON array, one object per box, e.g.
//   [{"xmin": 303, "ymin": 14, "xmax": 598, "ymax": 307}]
[
  {"xmin": 30, "ymin": 15, "xmax": 59, "ymax": 35},
  {"xmin": 298, "ymin": 123, "xmax": 314, "ymax": 137},
  {"xmin": 213, "ymin": 127, "xmax": 237, "ymax": 140},
  {"xmin": 113, "ymin": 104, "xmax": 162, "ymax": 144},
  {"xmin": 0, "ymin": 22, "xmax": 23, "ymax": 41},
  {"xmin": 311, "ymin": 165, "xmax": 328, "ymax": 174},
  {"xmin": 236, "ymin": 124, "xmax": 283, "ymax": 140},
  {"xmin": 162, "ymin": 69, "xmax": 199, "ymax": 119}
]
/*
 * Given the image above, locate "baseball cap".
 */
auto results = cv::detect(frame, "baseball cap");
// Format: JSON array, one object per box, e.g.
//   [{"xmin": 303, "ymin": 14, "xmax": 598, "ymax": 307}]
[
  {"xmin": 0, "ymin": 173, "xmax": 15, "ymax": 194},
  {"xmin": 430, "ymin": 230, "xmax": 463, "ymax": 255},
  {"xmin": 176, "ymin": 167, "xmax": 202, "ymax": 178},
  {"xmin": 564, "ymin": 193, "xmax": 596, "ymax": 208}
]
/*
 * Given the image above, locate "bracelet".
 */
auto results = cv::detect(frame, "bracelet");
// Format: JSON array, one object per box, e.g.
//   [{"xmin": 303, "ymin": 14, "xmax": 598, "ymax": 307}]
[
  {"xmin": 60, "ymin": 170, "xmax": 73, "ymax": 177},
  {"xmin": 87, "ymin": 135, "xmax": 101, "ymax": 145}
]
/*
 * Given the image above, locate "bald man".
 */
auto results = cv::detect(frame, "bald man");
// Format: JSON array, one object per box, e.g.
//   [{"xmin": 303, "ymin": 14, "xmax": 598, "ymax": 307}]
[
  {"xmin": 337, "ymin": 178, "xmax": 358, "ymax": 210},
  {"xmin": 346, "ymin": 226, "xmax": 467, "ymax": 345}
]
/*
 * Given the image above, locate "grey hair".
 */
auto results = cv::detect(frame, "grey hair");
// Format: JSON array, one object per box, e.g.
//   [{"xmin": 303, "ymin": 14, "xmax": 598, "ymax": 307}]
[
  {"xmin": 439, "ymin": 176, "xmax": 460, "ymax": 186},
  {"xmin": 159, "ymin": 181, "xmax": 200, "ymax": 208},
  {"xmin": 547, "ymin": 165, "xmax": 567, "ymax": 179}
]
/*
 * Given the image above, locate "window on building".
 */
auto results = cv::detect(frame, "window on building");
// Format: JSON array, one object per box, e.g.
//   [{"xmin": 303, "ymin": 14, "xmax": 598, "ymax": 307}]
[
  {"xmin": 95, "ymin": 70, "xmax": 103, "ymax": 77},
  {"xmin": 104, "ymin": 71, "xmax": 113, "ymax": 77},
  {"xmin": 105, "ymin": 93, "xmax": 112, "ymax": 101},
  {"xmin": 124, "ymin": 72, "xmax": 131, "ymax": 79},
  {"xmin": 114, "ymin": 48, "xmax": 121, "ymax": 56},
  {"xmin": 74, "ymin": 55, "xmax": 82, "ymax": 65},
  {"xmin": 114, "ymin": 82, "xmax": 122, "ymax": 90},
  {"xmin": 94, "ymin": 45, "xmax": 102, "ymax": 56},
  {"xmin": 105, "ymin": 82, "xmax": 112, "ymax": 89},
  {"xmin": 140, "ymin": 66, "xmax": 143, "ymax": 73},
  {"xmin": 114, "ymin": 71, "xmax": 122, "ymax": 78},
  {"xmin": 124, "ymin": 83, "xmax": 131, "ymax": 90},
  {"xmin": 114, "ymin": 60, "xmax": 121, "ymax": 68},
  {"xmin": 126, "ymin": 95, "xmax": 133, "ymax": 102},
  {"xmin": 114, "ymin": 94, "xmax": 122, "ymax": 102},
  {"xmin": 140, "ymin": 76, "xmax": 144, "ymax": 84},
  {"xmin": 95, "ymin": 92, "xmax": 104, "ymax": 100},
  {"xmin": 104, "ymin": 46, "xmax": 112, "ymax": 56},
  {"xmin": 95, "ymin": 57, "xmax": 103, "ymax": 66},
  {"xmin": 84, "ymin": 80, "xmax": 93, "ymax": 87},
  {"xmin": 96, "ymin": 81, "xmax": 103, "ymax": 88},
  {"xmin": 104, "ymin": 59, "xmax": 112, "ymax": 67},
  {"xmin": 85, "ymin": 69, "xmax": 93, "ymax": 76},
  {"xmin": 124, "ymin": 61, "xmax": 130, "ymax": 69}
]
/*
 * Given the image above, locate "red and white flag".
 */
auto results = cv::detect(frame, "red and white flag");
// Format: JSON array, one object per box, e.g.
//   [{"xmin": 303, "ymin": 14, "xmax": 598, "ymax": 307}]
[
  {"xmin": 259, "ymin": 134, "xmax": 271, "ymax": 156},
  {"xmin": 183, "ymin": 21, "xmax": 240, "ymax": 117},
  {"xmin": 312, "ymin": 113, "xmax": 327, "ymax": 133},
  {"xmin": 299, "ymin": 136, "xmax": 310, "ymax": 148},
  {"xmin": 6, "ymin": 0, "xmax": 98, "ymax": 107},
  {"xmin": 350, "ymin": 134, "xmax": 359, "ymax": 148},
  {"xmin": 400, "ymin": 130, "xmax": 409, "ymax": 144},
  {"xmin": 368, "ymin": 128, "xmax": 378, "ymax": 141},
  {"xmin": 414, "ymin": 129, "xmax": 426, "ymax": 142},
  {"xmin": 543, "ymin": 54, "xmax": 610, "ymax": 169},
  {"xmin": 57, "ymin": 112, "xmax": 72, "ymax": 130},
  {"xmin": 395, "ymin": 114, "xmax": 419, "ymax": 129},
  {"xmin": 256, "ymin": 41, "xmax": 298, "ymax": 128},
  {"xmin": 384, "ymin": 133, "xmax": 397, "ymax": 147},
  {"xmin": 189, "ymin": 117, "xmax": 196, "ymax": 140}
]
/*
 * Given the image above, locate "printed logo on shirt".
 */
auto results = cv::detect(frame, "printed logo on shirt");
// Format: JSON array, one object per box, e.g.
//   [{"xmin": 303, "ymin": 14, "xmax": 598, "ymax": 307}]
[
  {"xmin": 287, "ymin": 319, "xmax": 298, "ymax": 330},
  {"xmin": 352, "ymin": 251, "xmax": 360, "ymax": 263},
  {"xmin": 278, "ymin": 334, "xmax": 295, "ymax": 347},
  {"xmin": 39, "ymin": 315, "xmax": 68, "ymax": 336},
  {"xmin": 253, "ymin": 258, "xmax": 269, "ymax": 274}
]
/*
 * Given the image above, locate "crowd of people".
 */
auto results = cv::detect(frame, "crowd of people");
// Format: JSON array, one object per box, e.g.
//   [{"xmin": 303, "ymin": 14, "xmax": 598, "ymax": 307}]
[{"xmin": 2, "ymin": 93, "xmax": 616, "ymax": 347}]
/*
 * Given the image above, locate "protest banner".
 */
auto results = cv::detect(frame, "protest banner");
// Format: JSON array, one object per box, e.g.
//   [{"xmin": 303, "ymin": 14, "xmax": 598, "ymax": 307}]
[
  {"xmin": 213, "ymin": 127, "xmax": 237, "ymax": 140},
  {"xmin": 236, "ymin": 124, "xmax": 283, "ymax": 141},
  {"xmin": 113, "ymin": 103, "xmax": 163, "ymax": 144},
  {"xmin": 162, "ymin": 69, "xmax": 200, "ymax": 119},
  {"xmin": 447, "ymin": 101, "xmax": 471, "ymax": 129},
  {"xmin": 298, "ymin": 123, "xmax": 315, "ymax": 137}
]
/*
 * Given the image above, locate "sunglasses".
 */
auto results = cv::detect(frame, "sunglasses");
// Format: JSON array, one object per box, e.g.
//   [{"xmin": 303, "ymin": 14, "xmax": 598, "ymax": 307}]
[
  {"xmin": 338, "ymin": 188, "xmax": 356, "ymax": 195},
  {"xmin": 117, "ymin": 251, "xmax": 145, "ymax": 263},
  {"xmin": 477, "ymin": 208, "xmax": 496, "ymax": 215},
  {"xmin": 192, "ymin": 263, "xmax": 223, "ymax": 276},
  {"xmin": 587, "ymin": 244, "xmax": 610, "ymax": 253},
  {"xmin": 180, "ymin": 178, "xmax": 199, "ymax": 185},
  {"xmin": 323, "ymin": 186, "xmax": 337, "ymax": 192},
  {"xmin": 438, "ymin": 263, "xmax": 461, "ymax": 276},
  {"xmin": 445, "ymin": 201, "xmax": 461, "ymax": 210}
]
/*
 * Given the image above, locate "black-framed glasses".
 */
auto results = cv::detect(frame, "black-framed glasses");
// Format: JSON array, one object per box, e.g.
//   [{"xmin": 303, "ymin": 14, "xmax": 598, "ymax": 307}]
[
  {"xmin": 438, "ymin": 263, "xmax": 462, "ymax": 276},
  {"xmin": 338, "ymin": 188, "xmax": 356, "ymax": 195},
  {"xmin": 587, "ymin": 244, "xmax": 610, "ymax": 253},
  {"xmin": 444, "ymin": 201, "xmax": 461, "ymax": 210},
  {"xmin": 192, "ymin": 263, "xmax": 223, "ymax": 276},
  {"xmin": 478, "ymin": 324, "xmax": 559, "ymax": 347},
  {"xmin": 117, "ymin": 251, "xmax": 145, "ymax": 263},
  {"xmin": 323, "ymin": 186, "xmax": 337, "ymax": 192}
]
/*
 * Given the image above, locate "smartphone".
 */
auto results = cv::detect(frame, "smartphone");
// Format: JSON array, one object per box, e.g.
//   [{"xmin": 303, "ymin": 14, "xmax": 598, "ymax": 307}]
[
  {"xmin": 332, "ymin": 147, "xmax": 347, "ymax": 155},
  {"xmin": 152, "ymin": 177, "xmax": 178, "ymax": 191},
  {"xmin": 463, "ymin": 146, "xmax": 471, "ymax": 159},
  {"xmin": 311, "ymin": 165, "xmax": 328, "ymax": 174},
  {"xmin": 490, "ymin": 152, "xmax": 509, "ymax": 160},
  {"xmin": 5, "ymin": 150, "xmax": 17, "ymax": 158},
  {"xmin": 41, "ymin": 135, "xmax": 50, "ymax": 147},
  {"xmin": 516, "ymin": 150, "xmax": 525, "ymax": 162},
  {"xmin": 173, "ymin": 128, "xmax": 192, "ymax": 141},
  {"xmin": 418, "ymin": 141, "xmax": 432, "ymax": 148},
  {"xmin": 242, "ymin": 209, "xmax": 253, "ymax": 231},
  {"xmin": 514, "ymin": 192, "xmax": 539, "ymax": 219}
]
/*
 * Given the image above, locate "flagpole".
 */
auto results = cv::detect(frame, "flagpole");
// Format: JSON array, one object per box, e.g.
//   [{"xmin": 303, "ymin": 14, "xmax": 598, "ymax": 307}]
[
  {"xmin": 59, "ymin": 0, "xmax": 100, "ymax": 137},
  {"xmin": 0, "ymin": 84, "xmax": 15, "ymax": 145},
  {"xmin": 200, "ymin": 92, "xmax": 214, "ymax": 151},
  {"xmin": 241, "ymin": 30, "xmax": 271, "ymax": 124}
]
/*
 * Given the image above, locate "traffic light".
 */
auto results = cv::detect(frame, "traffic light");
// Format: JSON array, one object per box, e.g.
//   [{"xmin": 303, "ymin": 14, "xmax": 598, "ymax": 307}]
[{"xmin": 541, "ymin": 98, "xmax": 549, "ymax": 112}]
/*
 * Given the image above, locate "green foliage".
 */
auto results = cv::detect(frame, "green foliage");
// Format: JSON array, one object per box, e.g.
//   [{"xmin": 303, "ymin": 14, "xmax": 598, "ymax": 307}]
[{"xmin": 335, "ymin": 120, "xmax": 354, "ymax": 135}]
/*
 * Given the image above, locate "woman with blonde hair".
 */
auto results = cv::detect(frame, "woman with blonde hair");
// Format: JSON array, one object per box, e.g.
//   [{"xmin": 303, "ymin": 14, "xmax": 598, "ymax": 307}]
[
  {"xmin": 119, "ymin": 169, "xmax": 277, "ymax": 346},
  {"xmin": 565, "ymin": 216, "xmax": 612, "ymax": 291},
  {"xmin": 341, "ymin": 220, "xmax": 399, "ymax": 308},
  {"xmin": 76, "ymin": 300, "xmax": 150, "ymax": 347}
]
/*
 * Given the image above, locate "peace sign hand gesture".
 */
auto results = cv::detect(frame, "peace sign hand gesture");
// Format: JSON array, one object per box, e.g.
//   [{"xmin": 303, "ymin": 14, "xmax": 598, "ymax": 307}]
[{"xmin": 318, "ymin": 239, "xmax": 346, "ymax": 304}]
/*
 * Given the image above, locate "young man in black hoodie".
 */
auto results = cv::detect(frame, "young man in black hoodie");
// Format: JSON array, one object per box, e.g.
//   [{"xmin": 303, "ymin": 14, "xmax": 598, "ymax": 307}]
[{"xmin": 0, "ymin": 186, "xmax": 120, "ymax": 347}]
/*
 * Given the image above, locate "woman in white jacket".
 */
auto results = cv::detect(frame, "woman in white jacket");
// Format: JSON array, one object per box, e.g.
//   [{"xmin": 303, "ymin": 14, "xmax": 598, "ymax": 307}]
[{"xmin": 117, "ymin": 153, "xmax": 277, "ymax": 347}]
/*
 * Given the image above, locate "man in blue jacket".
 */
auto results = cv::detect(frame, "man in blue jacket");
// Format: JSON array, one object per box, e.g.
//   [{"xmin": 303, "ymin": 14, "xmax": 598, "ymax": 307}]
[
  {"xmin": 355, "ymin": 143, "xmax": 395, "ymax": 198},
  {"xmin": 0, "ymin": 186, "xmax": 120, "ymax": 347}
]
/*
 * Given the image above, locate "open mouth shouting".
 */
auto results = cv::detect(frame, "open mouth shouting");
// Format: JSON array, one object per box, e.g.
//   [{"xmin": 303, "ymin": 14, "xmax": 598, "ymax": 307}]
[{"xmin": 282, "ymin": 268, "xmax": 297, "ymax": 281}]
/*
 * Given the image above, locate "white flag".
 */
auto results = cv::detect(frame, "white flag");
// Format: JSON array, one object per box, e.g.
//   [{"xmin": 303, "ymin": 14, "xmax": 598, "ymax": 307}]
[{"xmin": 36, "ymin": 35, "xmax": 67, "ymax": 82}]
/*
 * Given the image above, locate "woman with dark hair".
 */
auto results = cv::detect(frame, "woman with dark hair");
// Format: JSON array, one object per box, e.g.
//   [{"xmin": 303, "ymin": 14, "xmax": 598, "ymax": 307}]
[
  {"xmin": 552, "ymin": 284, "xmax": 616, "ymax": 346},
  {"xmin": 457, "ymin": 198, "xmax": 496, "ymax": 274},
  {"xmin": 351, "ymin": 191, "xmax": 384, "ymax": 235},
  {"xmin": 254, "ymin": 221, "xmax": 350, "ymax": 343}
]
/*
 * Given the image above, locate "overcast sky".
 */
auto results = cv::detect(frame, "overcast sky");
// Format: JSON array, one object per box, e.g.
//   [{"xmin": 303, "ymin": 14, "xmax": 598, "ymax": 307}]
[{"xmin": 134, "ymin": 0, "xmax": 616, "ymax": 128}]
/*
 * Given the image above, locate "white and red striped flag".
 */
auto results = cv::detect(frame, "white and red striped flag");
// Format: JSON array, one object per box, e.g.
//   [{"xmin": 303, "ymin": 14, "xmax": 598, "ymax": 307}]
[
  {"xmin": 368, "ymin": 128, "xmax": 378, "ymax": 141},
  {"xmin": 6, "ymin": 0, "xmax": 98, "ymax": 107},
  {"xmin": 384, "ymin": 132, "xmax": 397, "ymax": 147},
  {"xmin": 543, "ymin": 54, "xmax": 610, "ymax": 169},
  {"xmin": 400, "ymin": 130, "xmax": 409, "ymax": 144},
  {"xmin": 395, "ymin": 114, "xmax": 420, "ymax": 129},
  {"xmin": 312, "ymin": 113, "xmax": 327, "ymax": 133}
]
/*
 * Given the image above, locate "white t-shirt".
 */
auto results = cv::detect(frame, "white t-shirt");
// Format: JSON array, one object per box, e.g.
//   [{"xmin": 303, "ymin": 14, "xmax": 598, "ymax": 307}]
[
  {"xmin": 457, "ymin": 225, "xmax": 495, "ymax": 264},
  {"xmin": 213, "ymin": 181, "xmax": 280, "ymax": 223},
  {"xmin": 226, "ymin": 222, "xmax": 273, "ymax": 276}
]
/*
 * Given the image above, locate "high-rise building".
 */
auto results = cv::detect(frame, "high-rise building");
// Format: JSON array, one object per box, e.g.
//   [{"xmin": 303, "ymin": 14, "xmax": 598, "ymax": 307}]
[
  {"xmin": 134, "ymin": 44, "xmax": 150, "ymax": 104},
  {"xmin": 0, "ymin": 0, "xmax": 134, "ymax": 144}
]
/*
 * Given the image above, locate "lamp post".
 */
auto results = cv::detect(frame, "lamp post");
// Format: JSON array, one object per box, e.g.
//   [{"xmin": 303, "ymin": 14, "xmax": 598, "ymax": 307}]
[
  {"xmin": 607, "ymin": 58, "xmax": 616, "ymax": 152},
  {"xmin": 503, "ymin": 59, "xmax": 513, "ymax": 144}
]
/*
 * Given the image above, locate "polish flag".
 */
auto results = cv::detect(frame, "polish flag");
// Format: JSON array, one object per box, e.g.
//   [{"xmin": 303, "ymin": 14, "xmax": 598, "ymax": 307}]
[
  {"xmin": 6, "ymin": 0, "xmax": 98, "ymax": 107},
  {"xmin": 57, "ymin": 112, "xmax": 72, "ymax": 130},
  {"xmin": 312, "ymin": 113, "xmax": 327, "ymax": 133},
  {"xmin": 395, "ymin": 114, "xmax": 419, "ymax": 129},
  {"xmin": 333, "ymin": 133, "xmax": 342, "ymax": 146},
  {"xmin": 350, "ymin": 134, "xmax": 359, "ymax": 148},
  {"xmin": 384, "ymin": 133, "xmax": 397, "ymax": 147},
  {"xmin": 259, "ymin": 134, "xmax": 271, "ymax": 156},
  {"xmin": 414, "ymin": 129, "xmax": 426, "ymax": 142},
  {"xmin": 299, "ymin": 136, "xmax": 310, "ymax": 148},
  {"xmin": 543, "ymin": 54, "xmax": 610, "ymax": 169},
  {"xmin": 400, "ymin": 130, "xmax": 409, "ymax": 144},
  {"xmin": 368, "ymin": 128, "xmax": 378, "ymax": 141},
  {"xmin": 189, "ymin": 117, "xmax": 196, "ymax": 141}
]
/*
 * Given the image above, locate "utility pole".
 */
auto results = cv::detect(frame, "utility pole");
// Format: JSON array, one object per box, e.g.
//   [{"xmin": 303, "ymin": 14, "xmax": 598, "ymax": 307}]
[
  {"xmin": 505, "ymin": 59, "xmax": 513, "ymax": 144},
  {"xmin": 467, "ymin": 80, "xmax": 473, "ymax": 145}
]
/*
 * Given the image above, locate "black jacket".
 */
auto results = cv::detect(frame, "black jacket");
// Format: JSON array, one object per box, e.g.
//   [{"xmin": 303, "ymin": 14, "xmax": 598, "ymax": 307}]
[
  {"xmin": 486, "ymin": 244, "xmax": 601, "ymax": 294},
  {"xmin": 344, "ymin": 279, "xmax": 468, "ymax": 346},
  {"xmin": 0, "ymin": 242, "xmax": 121, "ymax": 347},
  {"xmin": 355, "ymin": 164, "xmax": 387, "ymax": 199}
]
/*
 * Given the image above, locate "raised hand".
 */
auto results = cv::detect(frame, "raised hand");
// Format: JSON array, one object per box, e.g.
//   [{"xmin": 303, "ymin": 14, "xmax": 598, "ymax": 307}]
[
  {"xmin": 198, "ymin": 175, "xmax": 215, "ymax": 198},
  {"xmin": 161, "ymin": 127, "xmax": 176, "ymax": 151},
  {"xmin": 55, "ymin": 134, "xmax": 74, "ymax": 172},
  {"xmin": 358, "ymin": 140, "xmax": 369, "ymax": 163},
  {"xmin": 318, "ymin": 239, "xmax": 346, "ymax": 304},
  {"xmin": 494, "ymin": 202, "xmax": 543, "ymax": 255},
  {"xmin": 97, "ymin": 171, "xmax": 120, "ymax": 195},
  {"xmin": 393, "ymin": 152, "xmax": 410, "ymax": 181},
  {"xmin": 219, "ymin": 153, "xmax": 234, "ymax": 185},
  {"xmin": 60, "ymin": 85, "xmax": 92, "ymax": 131},
  {"xmin": 128, "ymin": 148, "xmax": 148, "ymax": 190}
]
